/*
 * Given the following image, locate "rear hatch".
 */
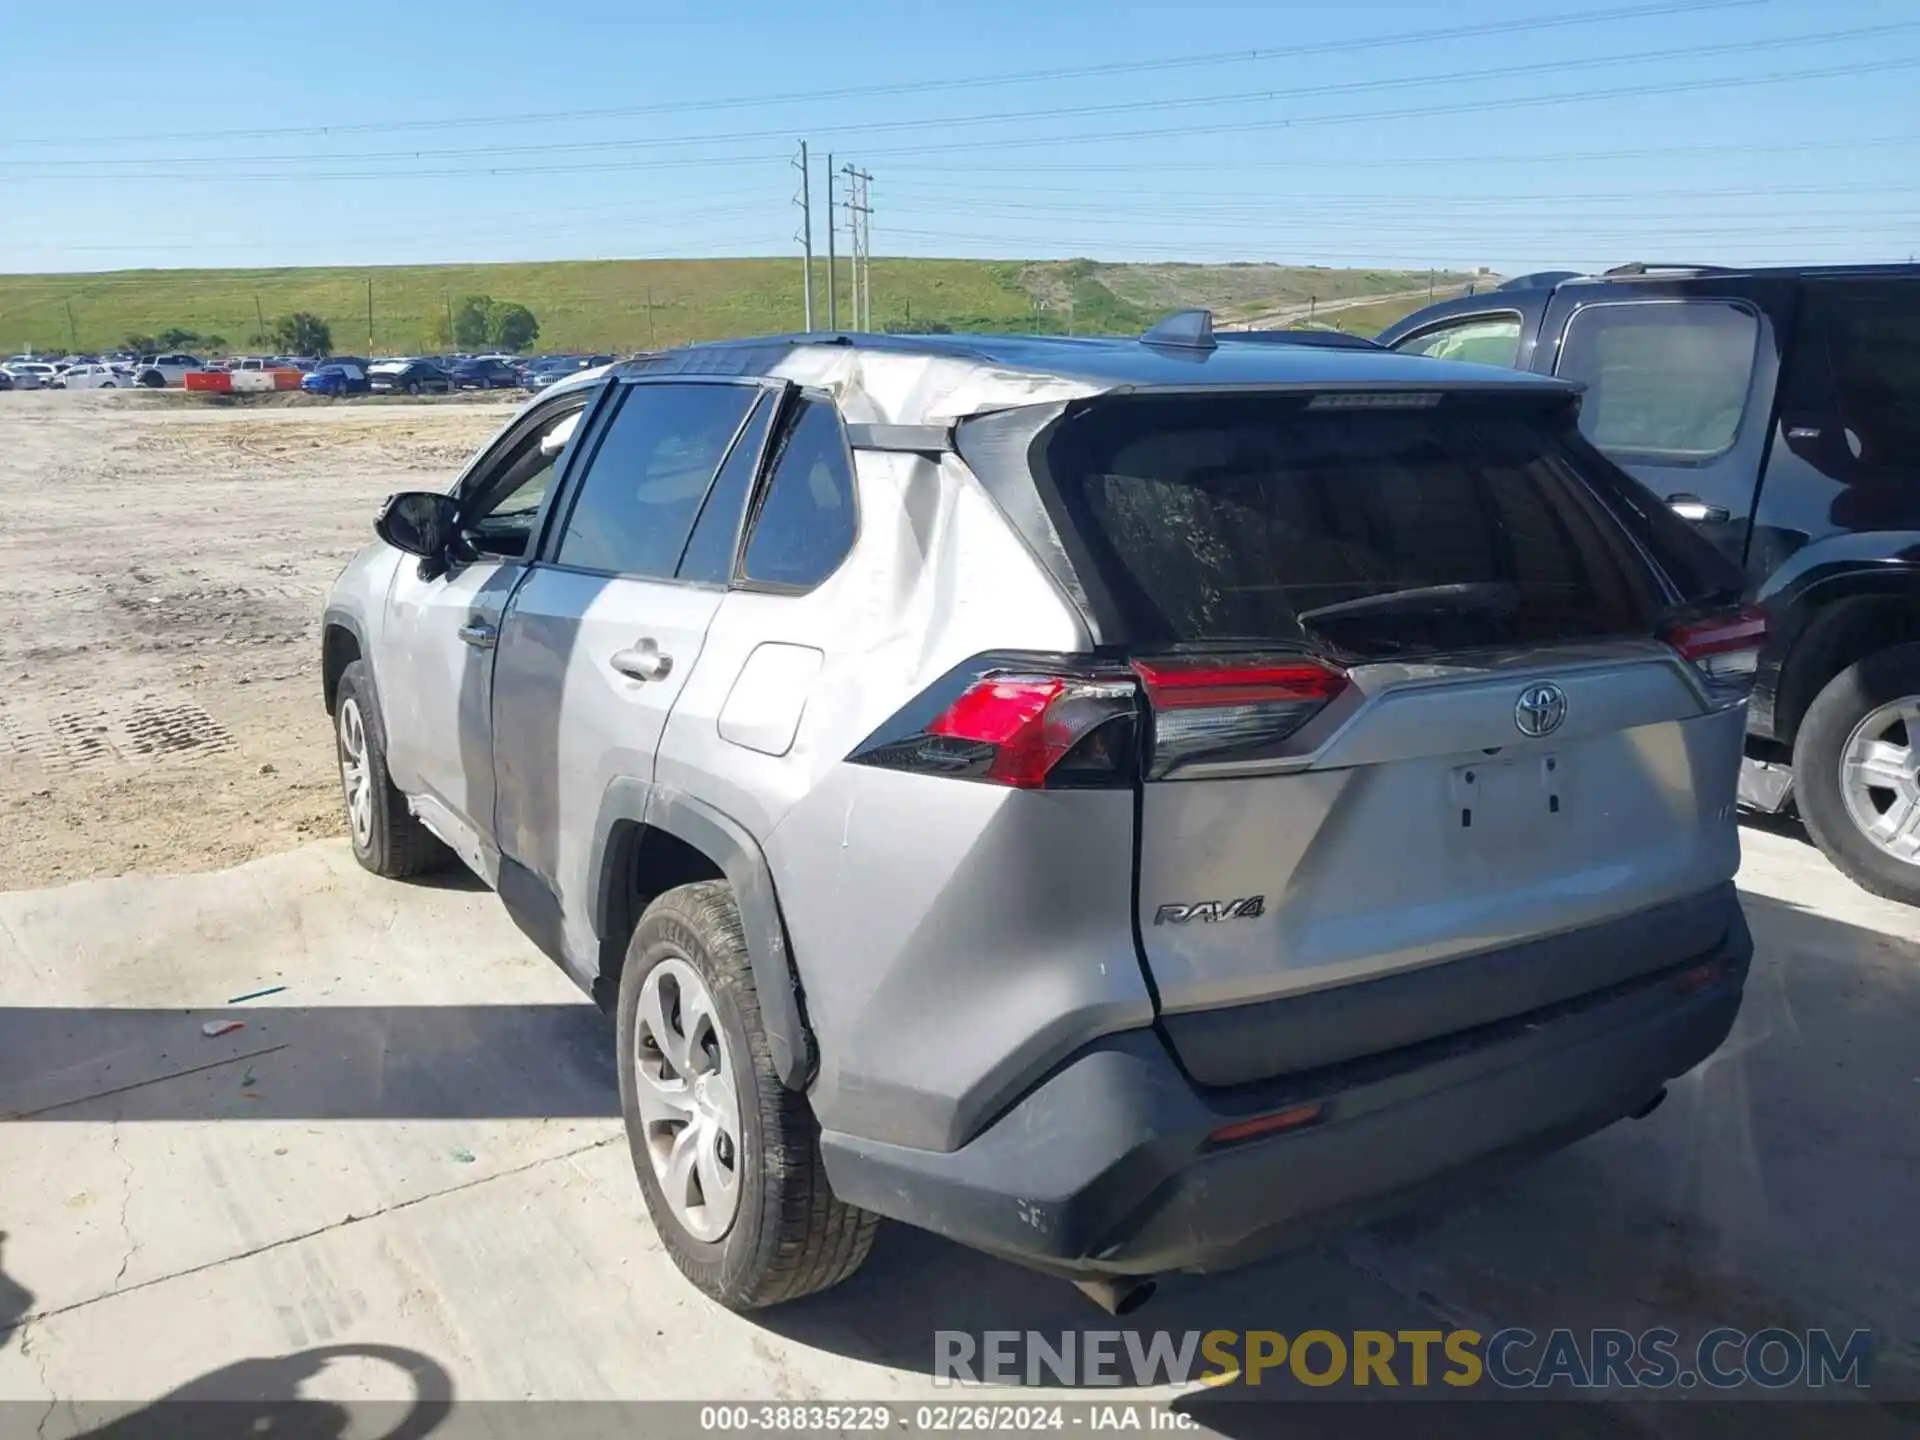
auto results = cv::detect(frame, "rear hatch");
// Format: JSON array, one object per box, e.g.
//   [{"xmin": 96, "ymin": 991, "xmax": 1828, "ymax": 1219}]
[{"xmin": 1036, "ymin": 387, "xmax": 1756, "ymax": 1085}]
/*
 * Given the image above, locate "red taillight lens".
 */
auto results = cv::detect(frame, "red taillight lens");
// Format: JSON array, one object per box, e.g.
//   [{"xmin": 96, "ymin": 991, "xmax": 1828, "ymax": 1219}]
[
  {"xmin": 1134, "ymin": 656, "xmax": 1348, "ymax": 778},
  {"xmin": 851, "ymin": 661, "xmax": 1138, "ymax": 789},
  {"xmin": 1664, "ymin": 604, "xmax": 1765, "ymax": 706},
  {"xmin": 1205, "ymin": 1102, "xmax": 1325, "ymax": 1148}
]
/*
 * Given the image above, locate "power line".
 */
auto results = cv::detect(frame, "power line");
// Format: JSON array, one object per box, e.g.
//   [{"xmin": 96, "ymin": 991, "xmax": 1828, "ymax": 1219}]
[
  {"xmin": 8, "ymin": 21, "xmax": 1905, "ymax": 175},
  {"xmin": 0, "ymin": 0, "xmax": 1762, "ymax": 151}
]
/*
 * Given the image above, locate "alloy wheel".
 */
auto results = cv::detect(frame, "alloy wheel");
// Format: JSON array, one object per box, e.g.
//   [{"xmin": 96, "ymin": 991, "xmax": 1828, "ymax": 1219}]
[
  {"xmin": 337, "ymin": 697, "xmax": 374, "ymax": 850},
  {"xmin": 632, "ymin": 956, "xmax": 743, "ymax": 1242},
  {"xmin": 1840, "ymin": 697, "xmax": 1920, "ymax": 863}
]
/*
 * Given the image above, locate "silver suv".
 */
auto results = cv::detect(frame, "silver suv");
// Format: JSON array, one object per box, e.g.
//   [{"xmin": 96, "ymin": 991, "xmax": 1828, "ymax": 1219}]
[{"xmin": 321, "ymin": 318, "xmax": 1759, "ymax": 1313}]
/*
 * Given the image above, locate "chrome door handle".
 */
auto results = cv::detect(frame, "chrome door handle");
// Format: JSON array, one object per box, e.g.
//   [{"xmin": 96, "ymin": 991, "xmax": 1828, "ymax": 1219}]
[
  {"xmin": 610, "ymin": 642, "xmax": 672, "ymax": 682},
  {"xmin": 1666, "ymin": 493, "xmax": 1730, "ymax": 524},
  {"xmin": 457, "ymin": 620, "xmax": 497, "ymax": 649}
]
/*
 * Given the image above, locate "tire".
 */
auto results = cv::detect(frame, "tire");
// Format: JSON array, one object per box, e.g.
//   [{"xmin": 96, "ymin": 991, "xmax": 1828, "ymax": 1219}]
[
  {"xmin": 406, "ymin": 381, "xmax": 421, "ymax": 397},
  {"xmin": 333, "ymin": 660, "xmax": 449, "ymax": 878},
  {"xmin": 140, "ymin": 372, "xmax": 164, "ymax": 388},
  {"xmin": 1794, "ymin": 642, "xmax": 1920, "ymax": 904},
  {"xmin": 616, "ymin": 881, "xmax": 876, "ymax": 1309}
]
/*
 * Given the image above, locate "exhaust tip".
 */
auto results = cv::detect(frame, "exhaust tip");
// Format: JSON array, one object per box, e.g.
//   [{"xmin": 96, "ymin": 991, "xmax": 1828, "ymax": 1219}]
[
  {"xmin": 1630, "ymin": 1087, "xmax": 1668, "ymax": 1120},
  {"xmin": 1073, "ymin": 1275, "xmax": 1157, "ymax": 1316}
]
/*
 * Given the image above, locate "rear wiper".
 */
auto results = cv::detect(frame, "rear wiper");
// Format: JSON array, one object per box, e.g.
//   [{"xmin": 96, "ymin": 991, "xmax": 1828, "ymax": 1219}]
[{"xmin": 1296, "ymin": 582, "xmax": 1520, "ymax": 624}]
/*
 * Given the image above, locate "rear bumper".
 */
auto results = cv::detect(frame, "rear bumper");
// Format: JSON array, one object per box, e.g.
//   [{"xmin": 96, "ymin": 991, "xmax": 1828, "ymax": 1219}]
[{"xmin": 819, "ymin": 895, "xmax": 1750, "ymax": 1277}]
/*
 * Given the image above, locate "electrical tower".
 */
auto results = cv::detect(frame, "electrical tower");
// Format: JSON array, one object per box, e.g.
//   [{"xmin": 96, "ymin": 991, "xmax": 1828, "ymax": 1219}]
[{"xmin": 793, "ymin": 141, "xmax": 814, "ymax": 333}]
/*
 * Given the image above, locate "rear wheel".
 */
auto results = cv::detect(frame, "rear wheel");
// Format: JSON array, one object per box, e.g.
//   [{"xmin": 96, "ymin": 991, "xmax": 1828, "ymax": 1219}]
[
  {"xmin": 406, "ymin": 380, "xmax": 421, "ymax": 397},
  {"xmin": 1794, "ymin": 643, "xmax": 1920, "ymax": 904},
  {"xmin": 616, "ymin": 881, "xmax": 876, "ymax": 1309}
]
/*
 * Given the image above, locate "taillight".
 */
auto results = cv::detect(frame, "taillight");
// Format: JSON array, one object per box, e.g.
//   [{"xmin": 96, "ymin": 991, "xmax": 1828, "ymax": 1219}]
[
  {"xmin": 850, "ymin": 659, "xmax": 1139, "ymax": 789},
  {"xmin": 1134, "ymin": 655, "xmax": 1348, "ymax": 778},
  {"xmin": 1665, "ymin": 604, "xmax": 1765, "ymax": 707}
]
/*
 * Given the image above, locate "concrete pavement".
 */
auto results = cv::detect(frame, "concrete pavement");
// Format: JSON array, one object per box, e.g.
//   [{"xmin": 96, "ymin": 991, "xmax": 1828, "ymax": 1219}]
[{"xmin": 1, "ymin": 828, "xmax": 1916, "ymax": 1431}]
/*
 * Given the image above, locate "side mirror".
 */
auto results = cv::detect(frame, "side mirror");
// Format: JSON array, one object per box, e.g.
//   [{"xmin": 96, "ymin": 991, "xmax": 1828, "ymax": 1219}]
[{"xmin": 375, "ymin": 491, "xmax": 460, "ymax": 558}]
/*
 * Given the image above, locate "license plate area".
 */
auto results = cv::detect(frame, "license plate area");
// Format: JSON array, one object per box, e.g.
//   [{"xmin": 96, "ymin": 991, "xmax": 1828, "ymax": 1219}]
[{"xmin": 1450, "ymin": 752, "xmax": 1564, "ymax": 847}]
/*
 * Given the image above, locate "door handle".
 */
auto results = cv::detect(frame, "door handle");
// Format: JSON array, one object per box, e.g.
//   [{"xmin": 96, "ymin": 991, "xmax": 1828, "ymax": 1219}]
[
  {"xmin": 610, "ymin": 642, "xmax": 672, "ymax": 683},
  {"xmin": 1666, "ymin": 493, "xmax": 1729, "ymax": 524},
  {"xmin": 457, "ymin": 620, "xmax": 497, "ymax": 649}
]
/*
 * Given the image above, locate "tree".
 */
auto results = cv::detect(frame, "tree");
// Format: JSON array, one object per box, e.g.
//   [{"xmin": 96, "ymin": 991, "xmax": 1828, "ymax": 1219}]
[
  {"xmin": 451, "ymin": 295, "xmax": 495, "ymax": 350},
  {"xmin": 124, "ymin": 334, "xmax": 159, "ymax": 354},
  {"xmin": 271, "ymin": 312, "xmax": 332, "ymax": 357},
  {"xmin": 204, "ymin": 334, "xmax": 229, "ymax": 354},
  {"xmin": 156, "ymin": 327, "xmax": 201, "ymax": 350},
  {"xmin": 490, "ymin": 303, "xmax": 539, "ymax": 352}
]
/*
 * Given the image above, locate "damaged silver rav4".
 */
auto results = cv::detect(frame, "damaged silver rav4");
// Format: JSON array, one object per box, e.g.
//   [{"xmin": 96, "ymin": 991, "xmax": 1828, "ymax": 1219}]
[{"xmin": 322, "ymin": 317, "xmax": 1759, "ymax": 1312}]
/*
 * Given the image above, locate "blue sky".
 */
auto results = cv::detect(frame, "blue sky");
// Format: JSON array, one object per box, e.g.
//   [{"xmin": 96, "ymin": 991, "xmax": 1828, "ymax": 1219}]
[{"xmin": 0, "ymin": 0, "xmax": 1914, "ymax": 275}]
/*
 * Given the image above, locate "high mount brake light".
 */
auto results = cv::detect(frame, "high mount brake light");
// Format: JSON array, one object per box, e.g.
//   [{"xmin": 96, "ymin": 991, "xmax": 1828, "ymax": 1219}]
[
  {"xmin": 1133, "ymin": 656, "xmax": 1348, "ymax": 778},
  {"xmin": 1664, "ymin": 605, "xmax": 1765, "ymax": 706},
  {"xmin": 850, "ymin": 662, "xmax": 1139, "ymax": 789}
]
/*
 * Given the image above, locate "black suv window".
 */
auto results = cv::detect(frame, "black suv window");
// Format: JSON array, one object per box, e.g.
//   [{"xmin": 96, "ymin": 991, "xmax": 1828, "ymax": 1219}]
[
  {"xmin": 1779, "ymin": 280, "xmax": 1920, "ymax": 473},
  {"xmin": 740, "ymin": 398, "xmax": 857, "ymax": 588},
  {"xmin": 1555, "ymin": 300, "xmax": 1758, "ymax": 461},
  {"xmin": 1042, "ymin": 392, "xmax": 1670, "ymax": 659},
  {"xmin": 678, "ymin": 392, "xmax": 775, "ymax": 585},
  {"xmin": 1394, "ymin": 312, "xmax": 1523, "ymax": 368},
  {"xmin": 556, "ymin": 382, "xmax": 757, "ymax": 579}
]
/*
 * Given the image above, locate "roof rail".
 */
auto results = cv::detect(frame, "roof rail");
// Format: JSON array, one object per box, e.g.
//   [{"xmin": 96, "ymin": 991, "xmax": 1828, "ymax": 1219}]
[
  {"xmin": 1600, "ymin": 262, "xmax": 1737, "ymax": 278},
  {"xmin": 1141, "ymin": 309, "xmax": 1216, "ymax": 353},
  {"xmin": 1499, "ymin": 270, "xmax": 1584, "ymax": 291}
]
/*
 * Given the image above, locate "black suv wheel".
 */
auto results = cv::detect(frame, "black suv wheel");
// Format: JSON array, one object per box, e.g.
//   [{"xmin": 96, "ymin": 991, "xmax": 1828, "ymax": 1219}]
[{"xmin": 1794, "ymin": 642, "xmax": 1920, "ymax": 904}]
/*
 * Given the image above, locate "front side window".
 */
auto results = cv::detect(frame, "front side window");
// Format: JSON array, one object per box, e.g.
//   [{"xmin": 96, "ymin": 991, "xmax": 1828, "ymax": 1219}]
[
  {"xmin": 556, "ymin": 382, "xmax": 758, "ymax": 578},
  {"xmin": 1556, "ymin": 300, "xmax": 1759, "ymax": 461},
  {"xmin": 461, "ymin": 401, "xmax": 591, "ymax": 559},
  {"xmin": 1394, "ymin": 313, "xmax": 1523, "ymax": 368},
  {"xmin": 740, "ymin": 398, "xmax": 858, "ymax": 588}
]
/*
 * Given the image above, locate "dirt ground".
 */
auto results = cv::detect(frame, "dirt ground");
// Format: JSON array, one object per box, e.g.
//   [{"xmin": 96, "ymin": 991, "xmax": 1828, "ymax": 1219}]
[{"xmin": 0, "ymin": 390, "xmax": 519, "ymax": 888}]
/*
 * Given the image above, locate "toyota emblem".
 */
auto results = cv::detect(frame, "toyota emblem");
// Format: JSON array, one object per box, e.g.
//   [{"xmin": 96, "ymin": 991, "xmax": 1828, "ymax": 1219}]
[{"xmin": 1514, "ymin": 682, "xmax": 1568, "ymax": 738}]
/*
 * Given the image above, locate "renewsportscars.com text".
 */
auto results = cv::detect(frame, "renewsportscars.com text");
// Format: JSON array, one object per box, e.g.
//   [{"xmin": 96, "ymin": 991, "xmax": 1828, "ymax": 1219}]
[{"xmin": 935, "ymin": 1327, "xmax": 1873, "ymax": 1391}]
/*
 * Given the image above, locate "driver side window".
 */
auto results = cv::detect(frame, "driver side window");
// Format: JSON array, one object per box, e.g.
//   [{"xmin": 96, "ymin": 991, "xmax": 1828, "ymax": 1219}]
[{"xmin": 460, "ymin": 402, "xmax": 588, "ymax": 558}]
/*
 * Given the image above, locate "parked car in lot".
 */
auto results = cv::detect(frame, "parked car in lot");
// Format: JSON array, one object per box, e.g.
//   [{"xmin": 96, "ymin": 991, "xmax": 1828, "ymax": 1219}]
[
  {"xmin": 132, "ymin": 353, "xmax": 205, "ymax": 387},
  {"xmin": 450, "ymin": 357, "xmax": 520, "ymax": 390},
  {"xmin": 302, "ymin": 362, "xmax": 371, "ymax": 397},
  {"xmin": 520, "ymin": 353, "xmax": 616, "ymax": 390},
  {"xmin": 53, "ymin": 362, "xmax": 130, "ymax": 390},
  {"xmin": 367, "ymin": 359, "xmax": 452, "ymax": 396},
  {"xmin": 1384, "ymin": 262, "xmax": 1920, "ymax": 903},
  {"xmin": 2, "ymin": 361, "xmax": 58, "ymax": 390},
  {"xmin": 322, "ymin": 318, "xmax": 1757, "ymax": 1312},
  {"xmin": 0, "ymin": 370, "xmax": 12, "ymax": 392}
]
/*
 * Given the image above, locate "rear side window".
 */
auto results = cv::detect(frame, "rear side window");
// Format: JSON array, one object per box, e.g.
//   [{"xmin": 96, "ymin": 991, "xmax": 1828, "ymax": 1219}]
[
  {"xmin": 1394, "ymin": 313, "xmax": 1522, "ymax": 368},
  {"xmin": 1042, "ymin": 393, "xmax": 1670, "ymax": 659},
  {"xmin": 1778, "ymin": 280, "xmax": 1920, "ymax": 473},
  {"xmin": 677, "ymin": 391, "xmax": 775, "ymax": 584},
  {"xmin": 1556, "ymin": 301, "xmax": 1758, "ymax": 460},
  {"xmin": 555, "ymin": 382, "xmax": 757, "ymax": 578},
  {"xmin": 740, "ymin": 398, "xmax": 857, "ymax": 588}
]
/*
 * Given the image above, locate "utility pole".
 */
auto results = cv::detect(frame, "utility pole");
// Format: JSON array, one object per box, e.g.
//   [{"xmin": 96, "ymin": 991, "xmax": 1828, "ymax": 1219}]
[
  {"xmin": 825, "ymin": 154, "xmax": 837, "ymax": 330},
  {"xmin": 64, "ymin": 299, "xmax": 78, "ymax": 352},
  {"xmin": 794, "ymin": 141, "xmax": 814, "ymax": 332},
  {"xmin": 647, "ymin": 287, "xmax": 656, "ymax": 348},
  {"xmin": 842, "ymin": 164, "xmax": 873, "ymax": 331},
  {"xmin": 253, "ymin": 294, "xmax": 266, "ymax": 346},
  {"xmin": 366, "ymin": 277, "xmax": 374, "ymax": 355},
  {"xmin": 444, "ymin": 292, "xmax": 454, "ymax": 347}
]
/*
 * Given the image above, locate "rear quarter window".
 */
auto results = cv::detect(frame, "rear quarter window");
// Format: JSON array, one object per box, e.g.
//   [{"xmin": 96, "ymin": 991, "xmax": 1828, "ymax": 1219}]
[{"xmin": 1555, "ymin": 300, "xmax": 1759, "ymax": 461}]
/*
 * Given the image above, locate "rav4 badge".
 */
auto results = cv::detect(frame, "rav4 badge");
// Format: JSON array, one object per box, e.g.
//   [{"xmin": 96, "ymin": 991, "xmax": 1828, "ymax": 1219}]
[{"xmin": 1154, "ymin": 897, "xmax": 1266, "ymax": 926}]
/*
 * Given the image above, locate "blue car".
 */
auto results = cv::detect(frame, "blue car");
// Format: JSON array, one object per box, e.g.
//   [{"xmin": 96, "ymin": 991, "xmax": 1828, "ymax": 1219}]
[{"xmin": 302, "ymin": 361, "xmax": 371, "ymax": 397}]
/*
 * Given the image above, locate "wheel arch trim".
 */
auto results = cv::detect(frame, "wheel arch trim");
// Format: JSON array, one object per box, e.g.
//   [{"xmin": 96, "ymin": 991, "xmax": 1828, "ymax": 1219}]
[{"xmin": 587, "ymin": 779, "xmax": 816, "ymax": 1090}]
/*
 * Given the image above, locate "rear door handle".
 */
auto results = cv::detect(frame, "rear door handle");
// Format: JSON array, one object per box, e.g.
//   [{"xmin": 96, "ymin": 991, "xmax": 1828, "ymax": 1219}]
[
  {"xmin": 610, "ymin": 642, "xmax": 672, "ymax": 683},
  {"xmin": 1666, "ymin": 493, "xmax": 1730, "ymax": 524},
  {"xmin": 457, "ymin": 620, "xmax": 497, "ymax": 649}
]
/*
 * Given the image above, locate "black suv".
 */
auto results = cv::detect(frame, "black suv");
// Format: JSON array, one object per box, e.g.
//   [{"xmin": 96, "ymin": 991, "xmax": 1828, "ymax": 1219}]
[{"xmin": 1383, "ymin": 264, "xmax": 1920, "ymax": 903}]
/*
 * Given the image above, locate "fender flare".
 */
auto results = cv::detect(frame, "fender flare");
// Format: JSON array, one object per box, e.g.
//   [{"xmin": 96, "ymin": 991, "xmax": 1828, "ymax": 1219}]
[
  {"xmin": 588, "ymin": 780, "xmax": 816, "ymax": 1090},
  {"xmin": 320, "ymin": 605, "xmax": 378, "ymax": 717}
]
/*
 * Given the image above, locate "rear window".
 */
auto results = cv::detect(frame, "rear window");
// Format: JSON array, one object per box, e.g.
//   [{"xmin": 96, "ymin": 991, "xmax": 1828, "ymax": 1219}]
[{"xmin": 1041, "ymin": 393, "xmax": 1674, "ymax": 659}]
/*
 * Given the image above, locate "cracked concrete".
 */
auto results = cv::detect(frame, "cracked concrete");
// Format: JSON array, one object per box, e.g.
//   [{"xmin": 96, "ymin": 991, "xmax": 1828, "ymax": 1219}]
[{"xmin": 1, "ymin": 829, "xmax": 1916, "ymax": 1428}]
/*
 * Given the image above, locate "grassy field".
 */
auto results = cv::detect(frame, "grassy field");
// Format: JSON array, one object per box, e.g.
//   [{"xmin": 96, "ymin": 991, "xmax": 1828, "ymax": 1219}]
[{"xmin": 0, "ymin": 257, "xmax": 1473, "ymax": 356}]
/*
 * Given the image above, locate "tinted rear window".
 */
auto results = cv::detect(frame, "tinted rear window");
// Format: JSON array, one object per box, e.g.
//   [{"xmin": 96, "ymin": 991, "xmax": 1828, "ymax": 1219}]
[{"xmin": 1042, "ymin": 393, "xmax": 1672, "ymax": 658}]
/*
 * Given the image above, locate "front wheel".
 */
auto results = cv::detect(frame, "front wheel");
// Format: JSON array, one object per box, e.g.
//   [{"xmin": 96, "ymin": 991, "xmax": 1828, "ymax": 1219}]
[
  {"xmin": 405, "ymin": 380, "xmax": 421, "ymax": 396},
  {"xmin": 616, "ymin": 882, "xmax": 876, "ymax": 1309},
  {"xmin": 333, "ymin": 661, "xmax": 449, "ymax": 878},
  {"xmin": 1795, "ymin": 642, "xmax": 1920, "ymax": 904}
]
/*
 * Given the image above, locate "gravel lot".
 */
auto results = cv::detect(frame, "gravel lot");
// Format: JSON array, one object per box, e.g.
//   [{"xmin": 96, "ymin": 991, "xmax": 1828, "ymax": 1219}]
[{"xmin": 0, "ymin": 390, "xmax": 517, "ymax": 888}]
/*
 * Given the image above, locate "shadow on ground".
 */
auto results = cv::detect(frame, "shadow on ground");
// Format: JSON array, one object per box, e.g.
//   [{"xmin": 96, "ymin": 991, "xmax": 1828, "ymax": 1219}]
[{"xmin": 65, "ymin": 1344, "xmax": 453, "ymax": 1440}]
